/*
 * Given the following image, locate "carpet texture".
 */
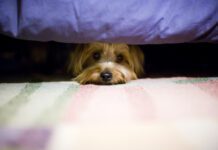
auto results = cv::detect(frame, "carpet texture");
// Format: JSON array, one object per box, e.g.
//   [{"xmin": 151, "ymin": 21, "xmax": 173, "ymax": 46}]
[{"xmin": 0, "ymin": 77, "xmax": 218, "ymax": 150}]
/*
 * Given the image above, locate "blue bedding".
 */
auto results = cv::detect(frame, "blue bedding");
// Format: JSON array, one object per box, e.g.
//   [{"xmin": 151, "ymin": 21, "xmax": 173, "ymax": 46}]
[{"xmin": 0, "ymin": 0, "xmax": 217, "ymax": 44}]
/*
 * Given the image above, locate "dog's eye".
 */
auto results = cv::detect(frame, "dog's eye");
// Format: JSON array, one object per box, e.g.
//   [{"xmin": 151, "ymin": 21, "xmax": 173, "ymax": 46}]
[
  {"xmin": 93, "ymin": 52, "xmax": 101, "ymax": 60},
  {"xmin": 116, "ymin": 54, "xmax": 124, "ymax": 63}
]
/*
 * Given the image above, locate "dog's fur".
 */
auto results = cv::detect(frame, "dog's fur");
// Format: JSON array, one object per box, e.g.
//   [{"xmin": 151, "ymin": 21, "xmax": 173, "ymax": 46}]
[{"xmin": 68, "ymin": 42, "xmax": 144, "ymax": 84}]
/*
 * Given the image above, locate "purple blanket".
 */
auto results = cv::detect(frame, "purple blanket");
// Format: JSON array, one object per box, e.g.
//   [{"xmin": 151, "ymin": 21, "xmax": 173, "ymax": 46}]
[{"xmin": 0, "ymin": 0, "xmax": 217, "ymax": 44}]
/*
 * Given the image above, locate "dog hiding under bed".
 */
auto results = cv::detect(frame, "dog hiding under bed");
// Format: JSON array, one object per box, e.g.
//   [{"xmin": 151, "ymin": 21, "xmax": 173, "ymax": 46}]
[
  {"xmin": 68, "ymin": 42, "xmax": 144, "ymax": 85},
  {"xmin": 0, "ymin": 42, "xmax": 144, "ymax": 84}
]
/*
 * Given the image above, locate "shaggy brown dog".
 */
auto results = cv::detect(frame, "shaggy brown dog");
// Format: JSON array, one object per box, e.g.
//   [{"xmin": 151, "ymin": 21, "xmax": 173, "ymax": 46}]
[{"xmin": 68, "ymin": 42, "xmax": 144, "ymax": 84}]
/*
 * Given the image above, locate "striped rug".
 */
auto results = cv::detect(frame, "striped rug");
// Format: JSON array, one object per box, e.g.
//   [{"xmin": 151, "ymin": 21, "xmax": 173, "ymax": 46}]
[{"xmin": 0, "ymin": 77, "xmax": 218, "ymax": 150}]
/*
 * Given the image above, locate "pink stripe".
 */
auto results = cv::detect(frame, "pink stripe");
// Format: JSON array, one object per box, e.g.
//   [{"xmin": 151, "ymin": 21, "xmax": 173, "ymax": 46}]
[
  {"xmin": 63, "ymin": 85, "xmax": 100, "ymax": 122},
  {"xmin": 63, "ymin": 85, "xmax": 156, "ymax": 123},
  {"xmin": 124, "ymin": 87, "xmax": 156, "ymax": 121},
  {"xmin": 194, "ymin": 80, "xmax": 218, "ymax": 99}
]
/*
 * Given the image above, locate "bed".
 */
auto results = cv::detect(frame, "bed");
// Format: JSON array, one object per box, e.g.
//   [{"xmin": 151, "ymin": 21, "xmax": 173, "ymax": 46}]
[{"xmin": 0, "ymin": 0, "xmax": 217, "ymax": 44}]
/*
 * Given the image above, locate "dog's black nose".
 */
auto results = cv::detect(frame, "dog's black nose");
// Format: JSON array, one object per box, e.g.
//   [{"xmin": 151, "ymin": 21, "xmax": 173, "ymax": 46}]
[{"xmin": 100, "ymin": 72, "xmax": 112, "ymax": 82}]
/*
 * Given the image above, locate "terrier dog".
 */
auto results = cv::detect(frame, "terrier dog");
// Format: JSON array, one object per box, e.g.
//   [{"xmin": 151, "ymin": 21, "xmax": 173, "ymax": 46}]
[{"xmin": 68, "ymin": 42, "xmax": 144, "ymax": 85}]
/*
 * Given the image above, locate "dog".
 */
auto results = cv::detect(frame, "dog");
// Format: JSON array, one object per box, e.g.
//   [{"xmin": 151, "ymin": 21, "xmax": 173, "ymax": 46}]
[{"xmin": 68, "ymin": 42, "xmax": 144, "ymax": 85}]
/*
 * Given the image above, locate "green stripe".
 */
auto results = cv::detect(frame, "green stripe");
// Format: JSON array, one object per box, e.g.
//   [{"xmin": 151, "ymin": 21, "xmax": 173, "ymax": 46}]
[
  {"xmin": 174, "ymin": 78, "xmax": 211, "ymax": 84},
  {"xmin": 35, "ymin": 84, "xmax": 79, "ymax": 126},
  {"xmin": 0, "ymin": 83, "xmax": 42, "ymax": 126}
]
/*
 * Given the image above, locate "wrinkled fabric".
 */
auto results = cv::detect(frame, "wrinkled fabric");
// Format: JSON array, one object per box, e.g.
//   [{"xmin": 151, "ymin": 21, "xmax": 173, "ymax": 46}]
[{"xmin": 0, "ymin": 0, "xmax": 217, "ymax": 44}]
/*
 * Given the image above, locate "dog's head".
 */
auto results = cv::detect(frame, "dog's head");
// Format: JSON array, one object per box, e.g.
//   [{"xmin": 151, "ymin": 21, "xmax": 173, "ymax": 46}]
[{"xmin": 68, "ymin": 42, "xmax": 144, "ymax": 84}]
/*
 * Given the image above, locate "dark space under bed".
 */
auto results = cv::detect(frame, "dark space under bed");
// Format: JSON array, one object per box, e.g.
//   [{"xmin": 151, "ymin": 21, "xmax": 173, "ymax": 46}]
[{"xmin": 0, "ymin": 35, "xmax": 217, "ymax": 82}]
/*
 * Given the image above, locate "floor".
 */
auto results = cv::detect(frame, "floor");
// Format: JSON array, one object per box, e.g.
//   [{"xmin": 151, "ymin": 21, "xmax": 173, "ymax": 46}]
[{"xmin": 0, "ymin": 77, "xmax": 218, "ymax": 150}]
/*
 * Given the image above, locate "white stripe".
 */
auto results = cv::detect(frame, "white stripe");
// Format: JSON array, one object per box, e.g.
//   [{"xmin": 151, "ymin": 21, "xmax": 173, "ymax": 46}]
[
  {"xmin": 174, "ymin": 120, "xmax": 218, "ymax": 150},
  {"xmin": 0, "ymin": 83, "xmax": 27, "ymax": 107},
  {"xmin": 8, "ymin": 82, "xmax": 72, "ymax": 127},
  {"xmin": 100, "ymin": 62, "xmax": 115, "ymax": 70}
]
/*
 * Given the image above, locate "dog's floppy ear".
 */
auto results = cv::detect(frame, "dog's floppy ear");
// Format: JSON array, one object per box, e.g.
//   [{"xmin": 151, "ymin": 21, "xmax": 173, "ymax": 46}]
[
  {"xmin": 129, "ymin": 45, "xmax": 145, "ymax": 78},
  {"xmin": 67, "ymin": 44, "xmax": 86, "ymax": 77}
]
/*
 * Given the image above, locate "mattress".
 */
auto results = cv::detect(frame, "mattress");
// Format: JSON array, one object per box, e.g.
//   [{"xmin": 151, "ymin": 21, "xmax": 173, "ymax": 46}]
[{"xmin": 0, "ymin": 77, "xmax": 218, "ymax": 150}]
